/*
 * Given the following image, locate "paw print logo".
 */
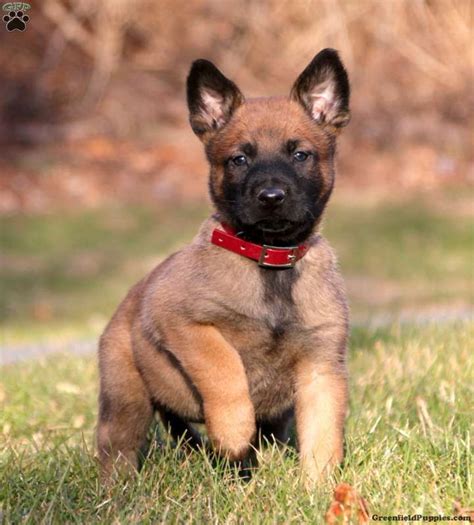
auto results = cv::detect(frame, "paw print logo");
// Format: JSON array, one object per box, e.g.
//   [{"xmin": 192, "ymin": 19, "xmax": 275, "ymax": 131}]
[
  {"xmin": 3, "ymin": 10, "xmax": 29, "ymax": 31},
  {"xmin": 2, "ymin": 2, "xmax": 31, "ymax": 31}
]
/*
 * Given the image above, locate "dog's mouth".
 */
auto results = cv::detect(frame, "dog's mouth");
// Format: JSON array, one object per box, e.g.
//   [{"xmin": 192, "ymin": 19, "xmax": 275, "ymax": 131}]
[
  {"xmin": 254, "ymin": 219, "xmax": 295, "ymax": 233},
  {"xmin": 233, "ymin": 213, "xmax": 315, "ymax": 246}
]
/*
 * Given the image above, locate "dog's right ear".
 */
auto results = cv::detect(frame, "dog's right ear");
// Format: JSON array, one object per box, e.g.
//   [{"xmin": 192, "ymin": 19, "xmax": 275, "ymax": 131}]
[{"xmin": 187, "ymin": 59, "xmax": 244, "ymax": 139}]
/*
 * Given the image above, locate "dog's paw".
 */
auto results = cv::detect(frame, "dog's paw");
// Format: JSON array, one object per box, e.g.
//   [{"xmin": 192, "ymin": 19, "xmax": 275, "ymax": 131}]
[{"xmin": 205, "ymin": 398, "xmax": 256, "ymax": 461}]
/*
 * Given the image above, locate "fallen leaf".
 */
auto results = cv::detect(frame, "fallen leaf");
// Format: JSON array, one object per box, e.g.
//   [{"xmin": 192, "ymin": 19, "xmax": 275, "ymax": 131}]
[
  {"xmin": 453, "ymin": 501, "xmax": 474, "ymax": 521},
  {"xmin": 325, "ymin": 483, "xmax": 369, "ymax": 524},
  {"xmin": 325, "ymin": 501, "xmax": 345, "ymax": 525}
]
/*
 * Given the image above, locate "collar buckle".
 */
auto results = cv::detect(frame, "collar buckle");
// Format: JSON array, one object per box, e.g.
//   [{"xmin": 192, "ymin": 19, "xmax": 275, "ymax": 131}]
[{"xmin": 258, "ymin": 245, "xmax": 298, "ymax": 269}]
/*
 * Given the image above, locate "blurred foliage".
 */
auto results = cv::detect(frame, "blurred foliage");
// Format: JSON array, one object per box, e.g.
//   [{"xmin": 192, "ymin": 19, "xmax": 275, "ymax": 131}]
[
  {"xmin": 2, "ymin": 0, "xmax": 472, "ymax": 125},
  {"xmin": 0, "ymin": 0, "xmax": 472, "ymax": 211}
]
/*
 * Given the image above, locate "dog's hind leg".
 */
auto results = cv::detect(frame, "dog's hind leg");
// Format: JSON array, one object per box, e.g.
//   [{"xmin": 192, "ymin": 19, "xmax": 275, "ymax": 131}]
[
  {"xmin": 159, "ymin": 408, "xmax": 205, "ymax": 449},
  {"xmin": 257, "ymin": 408, "xmax": 294, "ymax": 447},
  {"xmin": 97, "ymin": 322, "xmax": 154, "ymax": 479}
]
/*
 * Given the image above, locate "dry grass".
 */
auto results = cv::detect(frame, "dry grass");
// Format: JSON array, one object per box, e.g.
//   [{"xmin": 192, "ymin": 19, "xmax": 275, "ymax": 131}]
[
  {"xmin": 0, "ymin": 1, "xmax": 472, "ymax": 207},
  {"xmin": 2, "ymin": 0, "xmax": 471, "ymax": 140}
]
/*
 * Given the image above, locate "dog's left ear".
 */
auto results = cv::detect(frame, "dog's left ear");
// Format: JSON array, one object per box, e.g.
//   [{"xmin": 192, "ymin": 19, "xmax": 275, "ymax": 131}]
[
  {"xmin": 290, "ymin": 48, "xmax": 350, "ymax": 129},
  {"xmin": 187, "ymin": 59, "xmax": 244, "ymax": 139}
]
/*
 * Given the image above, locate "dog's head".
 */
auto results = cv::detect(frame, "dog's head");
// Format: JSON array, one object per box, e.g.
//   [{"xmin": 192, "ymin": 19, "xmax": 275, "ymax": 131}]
[{"xmin": 187, "ymin": 49, "xmax": 350, "ymax": 246}]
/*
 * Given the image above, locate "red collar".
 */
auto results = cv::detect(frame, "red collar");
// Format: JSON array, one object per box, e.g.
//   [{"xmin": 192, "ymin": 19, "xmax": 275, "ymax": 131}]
[{"xmin": 211, "ymin": 223, "xmax": 309, "ymax": 269}]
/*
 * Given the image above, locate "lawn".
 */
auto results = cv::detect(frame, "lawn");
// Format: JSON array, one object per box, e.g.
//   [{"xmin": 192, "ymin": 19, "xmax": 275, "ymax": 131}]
[
  {"xmin": 0, "ymin": 322, "xmax": 472, "ymax": 522},
  {"xmin": 0, "ymin": 190, "xmax": 472, "ymax": 522}
]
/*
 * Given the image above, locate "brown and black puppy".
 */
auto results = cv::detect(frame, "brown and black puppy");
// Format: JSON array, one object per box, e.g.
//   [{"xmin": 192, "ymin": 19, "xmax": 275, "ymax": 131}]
[{"xmin": 97, "ymin": 48, "xmax": 351, "ymax": 486}]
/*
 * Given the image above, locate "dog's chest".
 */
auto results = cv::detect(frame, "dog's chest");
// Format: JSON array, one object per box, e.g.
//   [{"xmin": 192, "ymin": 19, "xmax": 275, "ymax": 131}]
[
  {"xmin": 243, "ymin": 323, "xmax": 300, "ymax": 420},
  {"xmin": 219, "ymin": 269, "xmax": 301, "ymax": 419}
]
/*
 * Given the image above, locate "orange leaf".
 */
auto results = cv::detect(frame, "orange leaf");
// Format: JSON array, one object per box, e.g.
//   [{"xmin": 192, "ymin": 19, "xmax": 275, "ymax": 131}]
[{"xmin": 325, "ymin": 483, "xmax": 369, "ymax": 525}]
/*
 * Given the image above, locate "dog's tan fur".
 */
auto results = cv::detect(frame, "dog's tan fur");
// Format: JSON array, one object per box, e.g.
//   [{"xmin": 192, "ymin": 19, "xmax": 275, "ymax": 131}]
[{"xmin": 97, "ymin": 51, "xmax": 350, "ymax": 485}]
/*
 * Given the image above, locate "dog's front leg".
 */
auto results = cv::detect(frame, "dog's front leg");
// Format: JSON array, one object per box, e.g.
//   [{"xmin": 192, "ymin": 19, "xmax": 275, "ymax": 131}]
[
  {"xmin": 167, "ymin": 324, "xmax": 255, "ymax": 461},
  {"xmin": 295, "ymin": 358, "xmax": 348, "ymax": 487}
]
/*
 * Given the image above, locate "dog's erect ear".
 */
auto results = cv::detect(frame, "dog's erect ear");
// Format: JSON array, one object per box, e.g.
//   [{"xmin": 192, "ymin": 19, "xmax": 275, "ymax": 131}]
[
  {"xmin": 290, "ymin": 48, "xmax": 350, "ymax": 129},
  {"xmin": 187, "ymin": 59, "xmax": 244, "ymax": 139}
]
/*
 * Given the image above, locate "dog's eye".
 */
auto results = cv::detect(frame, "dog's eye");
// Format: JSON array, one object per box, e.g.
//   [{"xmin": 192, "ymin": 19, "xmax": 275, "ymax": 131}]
[
  {"xmin": 231, "ymin": 155, "xmax": 247, "ymax": 166},
  {"xmin": 294, "ymin": 151, "xmax": 309, "ymax": 162}
]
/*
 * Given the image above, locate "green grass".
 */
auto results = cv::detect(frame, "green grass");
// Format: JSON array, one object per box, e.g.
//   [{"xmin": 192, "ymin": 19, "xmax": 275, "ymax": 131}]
[
  {"xmin": 1, "ymin": 193, "xmax": 472, "ymax": 344},
  {"xmin": 1, "ymin": 322, "xmax": 472, "ymax": 522},
  {"xmin": 325, "ymin": 196, "xmax": 473, "ymax": 316}
]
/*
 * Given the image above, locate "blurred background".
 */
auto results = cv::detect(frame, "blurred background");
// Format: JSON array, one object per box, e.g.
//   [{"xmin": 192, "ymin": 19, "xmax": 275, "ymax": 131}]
[{"xmin": 0, "ymin": 0, "xmax": 472, "ymax": 355}]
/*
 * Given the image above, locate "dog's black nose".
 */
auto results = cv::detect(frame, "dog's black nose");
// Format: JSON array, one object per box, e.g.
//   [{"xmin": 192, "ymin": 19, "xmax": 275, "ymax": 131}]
[{"xmin": 257, "ymin": 188, "xmax": 286, "ymax": 206}]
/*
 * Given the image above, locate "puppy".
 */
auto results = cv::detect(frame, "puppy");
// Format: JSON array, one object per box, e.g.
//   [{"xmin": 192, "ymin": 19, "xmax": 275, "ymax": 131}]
[{"xmin": 97, "ymin": 48, "xmax": 350, "ymax": 485}]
